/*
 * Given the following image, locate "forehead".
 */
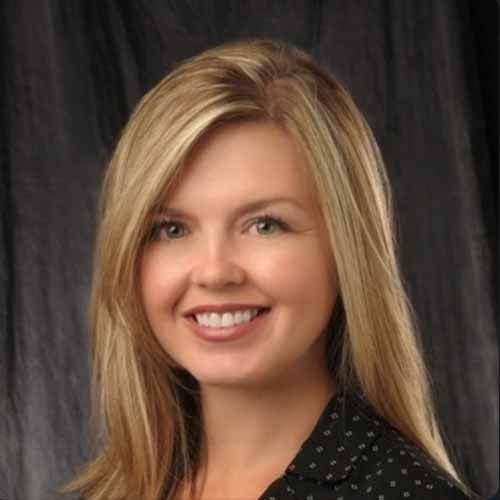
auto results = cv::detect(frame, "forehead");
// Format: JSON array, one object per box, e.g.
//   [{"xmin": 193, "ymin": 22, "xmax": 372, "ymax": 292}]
[{"xmin": 162, "ymin": 120, "xmax": 318, "ymax": 210}]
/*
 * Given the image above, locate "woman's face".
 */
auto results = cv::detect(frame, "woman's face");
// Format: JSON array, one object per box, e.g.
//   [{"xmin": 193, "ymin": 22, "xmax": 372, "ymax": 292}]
[{"xmin": 139, "ymin": 120, "xmax": 338, "ymax": 388}]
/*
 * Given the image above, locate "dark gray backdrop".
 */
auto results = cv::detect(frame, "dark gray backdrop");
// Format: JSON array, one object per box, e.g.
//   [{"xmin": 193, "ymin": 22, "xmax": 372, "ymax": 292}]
[{"xmin": 0, "ymin": 1, "xmax": 497, "ymax": 500}]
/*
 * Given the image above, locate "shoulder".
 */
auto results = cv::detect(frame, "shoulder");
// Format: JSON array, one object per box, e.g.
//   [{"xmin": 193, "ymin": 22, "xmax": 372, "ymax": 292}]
[
  {"xmin": 353, "ymin": 426, "xmax": 481, "ymax": 499},
  {"xmin": 345, "ymin": 392, "xmax": 481, "ymax": 499},
  {"xmin": 271, "ymin": 391, "xmax": 482, "ymax": 500}
]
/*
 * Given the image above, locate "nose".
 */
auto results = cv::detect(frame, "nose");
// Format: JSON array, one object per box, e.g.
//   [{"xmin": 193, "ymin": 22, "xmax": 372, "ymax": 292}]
[{"xmin": 189, "ymin": 236, "xmax": 246, "ymax": 289}]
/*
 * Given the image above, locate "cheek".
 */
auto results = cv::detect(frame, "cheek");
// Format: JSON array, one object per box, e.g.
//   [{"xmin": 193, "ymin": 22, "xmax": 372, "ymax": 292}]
[
  {"xmin": 257, "ymin": 241, "xmax": 336, "ymax": 305},
  {"xmin": 139, "ymin": 251, "xmax": 177, "ymax": 317}
]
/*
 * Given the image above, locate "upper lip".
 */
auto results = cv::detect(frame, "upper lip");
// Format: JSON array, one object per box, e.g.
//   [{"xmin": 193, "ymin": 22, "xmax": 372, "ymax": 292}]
[{"xmin": 183, "ymin": 303, "xmax": 270, "ymax": 316}]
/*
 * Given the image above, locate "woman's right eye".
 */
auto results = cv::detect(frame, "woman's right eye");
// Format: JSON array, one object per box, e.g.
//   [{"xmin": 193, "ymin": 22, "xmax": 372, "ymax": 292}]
[{"xmin": 149, "ymin": 219, "xmax": 187, "ymax": 241}]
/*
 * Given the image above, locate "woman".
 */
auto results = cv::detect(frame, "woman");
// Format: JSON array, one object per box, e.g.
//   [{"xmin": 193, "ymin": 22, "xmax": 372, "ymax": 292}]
[{"xmin": 59, "ymin": 39, "xmax": 482, "ymax": 500}]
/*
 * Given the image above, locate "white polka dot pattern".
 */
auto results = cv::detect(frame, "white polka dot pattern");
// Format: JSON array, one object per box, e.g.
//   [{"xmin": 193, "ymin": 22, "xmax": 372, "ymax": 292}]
[{"xmin": 259, "ymin": 391, "xmax": 482, "ymax": 499}]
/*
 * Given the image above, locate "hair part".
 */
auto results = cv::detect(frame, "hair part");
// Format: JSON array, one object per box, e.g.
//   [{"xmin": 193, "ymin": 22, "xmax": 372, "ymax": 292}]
[{"xmin": 58, "ymin": 38, "xmax": 474, "ymax": 499}]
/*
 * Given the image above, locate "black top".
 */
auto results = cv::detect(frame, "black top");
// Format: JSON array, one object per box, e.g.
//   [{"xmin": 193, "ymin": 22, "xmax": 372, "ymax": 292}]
[{"xmin": 258, "ymin": 390, "xmax": 483, "ymax": 500}]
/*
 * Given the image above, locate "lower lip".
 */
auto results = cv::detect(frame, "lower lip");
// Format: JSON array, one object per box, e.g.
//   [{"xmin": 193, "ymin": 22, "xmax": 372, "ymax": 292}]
[{"xmin": 184, "ymin": 309, "xmax": 271, "ymax": 343}]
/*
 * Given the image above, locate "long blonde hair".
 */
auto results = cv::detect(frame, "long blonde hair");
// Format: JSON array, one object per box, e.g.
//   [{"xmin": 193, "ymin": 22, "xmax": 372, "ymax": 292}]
[{"xmin": 58, "ymin": 38, "xmax": 474, "ymax": 499}]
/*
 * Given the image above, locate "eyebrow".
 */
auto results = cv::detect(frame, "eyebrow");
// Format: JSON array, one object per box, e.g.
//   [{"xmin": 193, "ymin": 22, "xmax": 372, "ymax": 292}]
[{"xmin": 155, "ymin": 196, "xmax": 306, "ymax": 218}]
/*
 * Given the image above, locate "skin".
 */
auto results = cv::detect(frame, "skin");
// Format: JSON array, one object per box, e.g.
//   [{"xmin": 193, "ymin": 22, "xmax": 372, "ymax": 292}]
[{"xmin": 139, "ymin": 120, "xmax": 338, "ymax": 499}]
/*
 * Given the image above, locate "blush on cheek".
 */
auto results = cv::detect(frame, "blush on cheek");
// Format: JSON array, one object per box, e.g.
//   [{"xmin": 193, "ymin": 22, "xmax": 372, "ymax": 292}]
[
  {"xmin": 282, "ymin": 249, "xmax": 333, "ymax": 304},
  {"xmin": 272, "ymin": 248, "xmax": 322, "ymax": 284}
]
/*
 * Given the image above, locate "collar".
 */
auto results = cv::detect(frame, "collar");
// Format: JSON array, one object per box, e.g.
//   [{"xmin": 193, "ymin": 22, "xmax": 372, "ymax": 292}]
[{"xmin": 284, "ymin": 390, "xmax": 389, "ymax": 485}]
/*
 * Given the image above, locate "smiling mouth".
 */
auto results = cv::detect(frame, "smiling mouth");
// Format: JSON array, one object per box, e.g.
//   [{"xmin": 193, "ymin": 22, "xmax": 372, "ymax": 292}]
[
  {"xmin": 189, "ymin": 307, "xmax": 271, "ymax": 324},
  {"xmin": 185, "ymin": 306, "xmax": 272, "ymax": 342}
]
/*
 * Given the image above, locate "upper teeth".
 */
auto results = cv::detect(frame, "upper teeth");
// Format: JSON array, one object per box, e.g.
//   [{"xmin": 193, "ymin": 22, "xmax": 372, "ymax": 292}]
[{"xmin": 194, "ymin": 309, "xmax": 261, "ymax": 328}]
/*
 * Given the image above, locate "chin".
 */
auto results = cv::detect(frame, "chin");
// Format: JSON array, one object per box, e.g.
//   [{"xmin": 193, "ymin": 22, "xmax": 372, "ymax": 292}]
[
  {"xmin": 192, "ymin": 363, "xmax": 290, "ymax": 390},
  {"xmin": 183, "ymin": 359, "xmax": 266, "ymax": 385},
  {"xmin": 190, "ymin": 369, "xmax": 255, "ymax": 387}
]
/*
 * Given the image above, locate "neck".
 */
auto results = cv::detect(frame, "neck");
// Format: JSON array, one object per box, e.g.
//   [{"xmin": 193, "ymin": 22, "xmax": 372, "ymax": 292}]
[{"xmin": 197, "ymin": 362, "xmax": 336, "ymax": 488}]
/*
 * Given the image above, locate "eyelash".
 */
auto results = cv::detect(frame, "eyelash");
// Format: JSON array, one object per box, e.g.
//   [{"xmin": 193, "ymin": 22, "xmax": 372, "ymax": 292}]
[{"xmin": 148, "ymin": 213, "xmax": 290, "ymax": 242}]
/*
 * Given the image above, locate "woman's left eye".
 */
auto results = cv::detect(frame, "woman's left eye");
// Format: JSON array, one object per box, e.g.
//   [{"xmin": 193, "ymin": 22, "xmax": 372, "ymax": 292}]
[{"xmin": 248, "ymin": 215, "xmax": 289, "ymax": 236}]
